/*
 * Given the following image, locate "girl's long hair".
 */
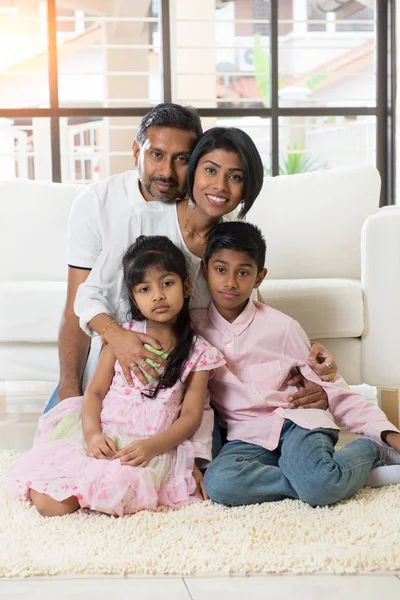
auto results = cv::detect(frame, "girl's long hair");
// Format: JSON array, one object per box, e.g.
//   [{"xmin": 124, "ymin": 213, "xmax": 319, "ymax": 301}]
[{"xmin": 122, "ymin": 235, "xmax": 195, "ymax": 399}]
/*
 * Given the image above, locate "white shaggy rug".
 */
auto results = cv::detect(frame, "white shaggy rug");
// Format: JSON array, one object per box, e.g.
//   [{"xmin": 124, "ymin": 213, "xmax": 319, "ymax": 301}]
[{"xmin": 1, "ymin": 450, "xmax": 400, "ymax": 577}]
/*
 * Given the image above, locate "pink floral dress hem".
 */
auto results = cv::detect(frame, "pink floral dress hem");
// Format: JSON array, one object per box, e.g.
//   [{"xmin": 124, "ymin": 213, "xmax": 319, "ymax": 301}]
[{"xmin": 4, "ymin": 322, "xmax": 224, "ymax": 516}]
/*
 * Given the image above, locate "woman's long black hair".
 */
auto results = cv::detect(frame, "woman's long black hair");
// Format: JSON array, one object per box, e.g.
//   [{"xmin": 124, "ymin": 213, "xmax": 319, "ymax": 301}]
[{"xmin": 122, "ymin": 235, "xmax": 195, "ymax": 399}]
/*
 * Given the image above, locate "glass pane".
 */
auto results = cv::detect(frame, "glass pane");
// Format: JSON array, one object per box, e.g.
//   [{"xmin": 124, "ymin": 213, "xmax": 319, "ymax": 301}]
[
  {"xmin": 173, "ymin": 0, "xmax": 270, "ymax": 108},
  {"xmin": 61, "ymin": 114, "xmax": 271, "ymax": 184},
  {"xmin": 0, "ymin": 118, "xmax": 52, "ymax": 181},
  {"xmin": 279, "ymin": 115, "xmax": 376, "ymax": 174},
  {"xmin": 56, "ymin": 0, "xmax": 162, "ymax": 108},
  {"xmin": 60, "ymin": 116, "xmax": 141, "ymax": 184},
  {"xmin": 202, "ymin": 116, "xmax": 271, "ymax": 175},
  {"xmin": 278, "ymin": 0, "xmax": 376, "ymax": 108},
  {"xmin": 0, "ymin": 1, "xmax": 49, "ymax": 108}
]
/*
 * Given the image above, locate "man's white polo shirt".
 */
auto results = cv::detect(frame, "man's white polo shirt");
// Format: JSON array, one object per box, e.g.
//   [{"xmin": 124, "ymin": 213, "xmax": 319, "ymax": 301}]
[{"xmin": 67, "ymin": 170, "xmax": 144, "ymax": 270}]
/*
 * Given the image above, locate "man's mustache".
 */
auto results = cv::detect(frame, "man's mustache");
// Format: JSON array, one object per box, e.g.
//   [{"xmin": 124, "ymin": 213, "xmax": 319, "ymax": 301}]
[{"xmin": 150, "ymin": 177, "xmax": 179, "ymax": 186}]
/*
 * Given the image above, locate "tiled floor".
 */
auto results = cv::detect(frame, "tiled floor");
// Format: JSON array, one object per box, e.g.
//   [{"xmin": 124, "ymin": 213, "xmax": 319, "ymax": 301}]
[
  {"xmin": 0, "ymin": 575, "xmax": 399, "ymax": 600},
  {"xmin": 0, "ymin": 383, "xmax": 399, "ymax": 599}
]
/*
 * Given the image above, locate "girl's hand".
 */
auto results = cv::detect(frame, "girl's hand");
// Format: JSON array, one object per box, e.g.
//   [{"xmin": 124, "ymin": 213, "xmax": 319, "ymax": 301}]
[
  {"xmin": 86, "ymin": 433, "xmax": 117, "ymax": 460},
  {"xmin": 192, "ymin": 463, "xmax": 208, "ymax": 500},
  {"xmin": 106, "ymin": 327, "xmax": 168, "ymax": 387},
  {"xmin": 307, "ymin": 343, "xmax": 338, "ymax": 382},
  {"xmin": 114, "ymin": 438, "xmax": 160, "ymax": 467}
]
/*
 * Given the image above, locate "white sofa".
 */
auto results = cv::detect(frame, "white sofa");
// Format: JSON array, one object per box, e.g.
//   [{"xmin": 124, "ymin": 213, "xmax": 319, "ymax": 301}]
[{"xmin": 1, "ymin": 167, "xmax": 399, "ymax": 423}]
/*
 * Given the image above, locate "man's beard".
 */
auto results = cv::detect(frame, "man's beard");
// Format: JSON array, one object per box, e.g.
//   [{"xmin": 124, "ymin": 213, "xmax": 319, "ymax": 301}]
[{"xmin": 141, "ymin": 177, "xmax": 184, "ymax": 203}]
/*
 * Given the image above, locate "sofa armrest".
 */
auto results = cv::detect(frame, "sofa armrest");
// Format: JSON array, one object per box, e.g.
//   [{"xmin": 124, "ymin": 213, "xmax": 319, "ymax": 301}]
[{"xmin": 361, "ymin": 207, "xmax": 400, "ymax": 387}]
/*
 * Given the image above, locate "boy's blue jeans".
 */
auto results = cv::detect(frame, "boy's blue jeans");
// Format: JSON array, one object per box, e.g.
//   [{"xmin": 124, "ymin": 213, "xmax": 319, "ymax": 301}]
[{"xmin": 204, "ymin": 420, "xmax": 380, "ymax": 507}]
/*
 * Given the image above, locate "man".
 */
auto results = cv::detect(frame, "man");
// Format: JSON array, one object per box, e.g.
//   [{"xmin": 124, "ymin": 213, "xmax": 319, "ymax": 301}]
[
  {"xmin": 47, "ymin": 103, "xmax": 334, "ymax": 412},
  {"xmin": 48, "ymin": 104, "xmax": 202, "ymax": 410}
]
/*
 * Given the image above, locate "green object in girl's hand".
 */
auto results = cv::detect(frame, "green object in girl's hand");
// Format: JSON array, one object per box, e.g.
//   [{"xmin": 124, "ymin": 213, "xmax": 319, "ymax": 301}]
[{"xmin": 143, "ymin": 344, "xmax": 169, "ymax": 382}]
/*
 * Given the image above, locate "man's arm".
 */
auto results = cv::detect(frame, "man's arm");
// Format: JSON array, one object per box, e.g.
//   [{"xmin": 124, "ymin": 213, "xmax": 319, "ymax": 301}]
[
  {"xmin": 58, "ymin": 267, "xmax": 91, "ymax": 400},
  {"xmin": 62, "ymin": 182, "xmax": 106, "ymax": 400}
]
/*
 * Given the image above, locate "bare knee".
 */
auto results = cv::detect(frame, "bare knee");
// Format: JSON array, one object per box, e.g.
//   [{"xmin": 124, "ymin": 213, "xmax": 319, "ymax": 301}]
[{"xmin": 31, "ymin": 490, "xmax": 79, "ymax": 517}]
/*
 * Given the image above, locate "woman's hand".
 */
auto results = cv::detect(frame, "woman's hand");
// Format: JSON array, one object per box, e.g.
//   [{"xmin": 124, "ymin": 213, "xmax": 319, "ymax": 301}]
[
  {"xmin": 106, "ymin": 326, "xmax": 168, "ymax": 386},
  {"xmin": 86, "ymin": 433, "xmax": 117, "ymax": 459},
  {"xmin": 114, "ymin": 438, "xmax": 160, "ymax": 467},
  {"xmin": 192, "ymin": 463, "xmax": 208, "ymax": 500},
  {"xmin": 307, "ymin": 342, "xmax": 338, "ymax": 382}
]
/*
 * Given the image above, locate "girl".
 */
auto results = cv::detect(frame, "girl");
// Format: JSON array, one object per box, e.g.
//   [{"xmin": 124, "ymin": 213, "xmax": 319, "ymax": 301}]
[{"xmin": 5, "ymin": 236, "xmax": 224, "ymax": 517}]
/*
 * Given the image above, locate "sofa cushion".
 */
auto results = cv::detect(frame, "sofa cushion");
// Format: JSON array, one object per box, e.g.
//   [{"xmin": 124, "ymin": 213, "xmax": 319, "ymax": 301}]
[
  {"xmin": 246, "ymin": 166, "xmax": 380, "ymax": 280},
  {"xmin": 0, "ymin": 282, "xmax": 66, "ymax": 342},
  {"xmin": 257, "ymin": 278, "xmax": 363, "ymax": 339},
  {"xmin": 0, "ymin": 343, "xmax": 59, "ymax": 382},
  {"xmin": 0, "ymin": 179, "xmax": 81, "ymax": 281}
]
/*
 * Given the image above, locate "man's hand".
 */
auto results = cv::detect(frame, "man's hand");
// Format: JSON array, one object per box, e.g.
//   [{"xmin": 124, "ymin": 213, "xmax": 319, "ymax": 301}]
[
  {"xmin": 114, "ymin": 438, "xmax": 160, "ymax": 467},
  {"xmin": 106, "ymin": 327, "xmax": 168, "ymax": 387},
  {"xmin": 192, "ymin": 463, "xmax": 208, "ymax": 500},
  {"xmin": 86, "ymin": 433, "xmax": 117, "ymax": 459},
  {"xmin": 288, "ymin": 376, "xmax": 328, "ymax": 410},
  {"xmin": 307, "ymin": 342, "xmax": 337, "ymax": 382}
]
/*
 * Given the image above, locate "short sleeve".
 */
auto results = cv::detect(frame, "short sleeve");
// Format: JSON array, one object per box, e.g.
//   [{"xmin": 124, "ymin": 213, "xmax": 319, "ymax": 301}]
[
  {"xmin": 67, "ymin": 186, "xmax": 101, "ymax": 269},
  {"xmin": 183, "ymin": 335, "xmax": 225, "ymax": 376}
]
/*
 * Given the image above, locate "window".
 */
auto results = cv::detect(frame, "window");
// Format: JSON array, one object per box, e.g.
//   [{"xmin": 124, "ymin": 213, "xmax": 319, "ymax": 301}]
[{"xmin": 0, "ymin": 0, "xmax": 395, "ymax": 205}]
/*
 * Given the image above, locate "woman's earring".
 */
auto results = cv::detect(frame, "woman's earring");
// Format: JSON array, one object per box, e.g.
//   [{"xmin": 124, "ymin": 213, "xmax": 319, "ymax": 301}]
[
  {"xmin": 187, "ymin": 197, "xmax": 196, "ymax": 209},
  {"xmin": 238, "ymin": 199, "xmax": 246, "ymax": 220}
]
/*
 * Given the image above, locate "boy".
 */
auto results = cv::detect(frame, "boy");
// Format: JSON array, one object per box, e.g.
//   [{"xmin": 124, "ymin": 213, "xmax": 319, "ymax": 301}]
[{"xmin": 191, "ymin": 222, "xmax": 400, "ymax": 507}]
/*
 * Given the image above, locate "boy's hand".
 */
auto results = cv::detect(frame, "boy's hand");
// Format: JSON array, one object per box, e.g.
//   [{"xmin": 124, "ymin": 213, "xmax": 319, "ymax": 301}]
[
  {"xmin": 192, "ymin": 463, "xmax": 208, "ymax": 500},
  {"xmin": 114, "ymin": 438, "xmax": 160, "ymax": 467},
  {"xmin": 86, "ymin": 433, "xmax": 117, "ymax": 459},
  {"xmin": 288, "ymin": 377, "xmax": 328, "ymax": 410},
  {"xmin": 383, "ymin": 431, "xmax": 400, "ymax": 452}
]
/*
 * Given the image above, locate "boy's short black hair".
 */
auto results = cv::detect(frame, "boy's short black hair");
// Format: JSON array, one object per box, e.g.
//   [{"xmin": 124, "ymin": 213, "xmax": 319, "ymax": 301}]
[
  {"xmin": 204, "ymin": 221, "xmax": 266, "ymax": 273},
  {"xmin": 136, "ymin": 103, "xmax": 202, "ymax": 146},
  {"xmin": 186, "ymin": 127, "xmax": 264, "ymax": 219}
]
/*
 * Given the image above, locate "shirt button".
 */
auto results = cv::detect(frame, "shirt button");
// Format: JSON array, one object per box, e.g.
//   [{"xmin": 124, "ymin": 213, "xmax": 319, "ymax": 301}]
[{"xmin": 226, "ymin": 343, "xmax": 232, "ymax": 349}]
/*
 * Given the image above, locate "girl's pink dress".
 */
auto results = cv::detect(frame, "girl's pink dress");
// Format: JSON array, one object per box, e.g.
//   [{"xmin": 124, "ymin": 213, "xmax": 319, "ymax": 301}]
[{"xmin": 5, "ymin": 321, "xmax": 224, "ymax": 516}]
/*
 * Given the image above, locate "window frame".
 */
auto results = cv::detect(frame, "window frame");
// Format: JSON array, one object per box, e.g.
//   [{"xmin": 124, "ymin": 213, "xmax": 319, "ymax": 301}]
[{"xmin": 0, "ymin": 0, "xmax": 395, "ymax": 205}]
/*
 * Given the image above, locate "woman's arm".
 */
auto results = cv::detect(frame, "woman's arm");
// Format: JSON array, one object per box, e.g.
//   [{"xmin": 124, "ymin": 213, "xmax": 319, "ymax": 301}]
[
  {"xmin": 81, "ymin": 345, "xmax": 117, "ymax": 459},
  {"xmin": 114, "ymin": 370, "xmax": 209, "ymax": 467}
]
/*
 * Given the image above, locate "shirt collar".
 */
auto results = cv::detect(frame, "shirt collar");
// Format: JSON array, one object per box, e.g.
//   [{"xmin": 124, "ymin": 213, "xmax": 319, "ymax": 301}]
[{"xmin": 208, "ymin": 299, "xmax": 257, "ymax": 336}]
